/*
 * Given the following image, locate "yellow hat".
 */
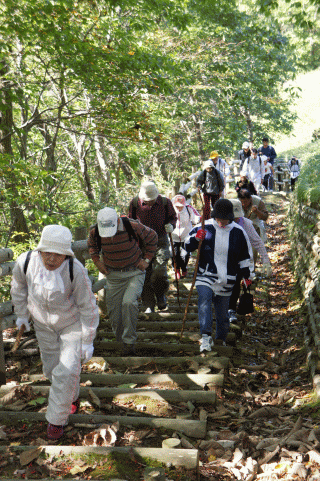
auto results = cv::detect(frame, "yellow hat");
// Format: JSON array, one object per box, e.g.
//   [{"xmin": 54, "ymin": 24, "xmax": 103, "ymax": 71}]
[{"xmin": 209, "ymin": 151, "xmax": 219, "ymax": 159}]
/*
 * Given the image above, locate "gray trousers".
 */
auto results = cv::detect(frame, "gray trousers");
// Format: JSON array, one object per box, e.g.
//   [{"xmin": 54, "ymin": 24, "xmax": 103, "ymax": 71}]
[
  {"xmin": 34, "ymin": 319, "xmax": 82, "ymax": 426},
  {"xmin": 105, "ymin": 269, "xmax": 146, "ymax": 345},
  {"xmin": 141, "ymin": 235, "xmax": 170, "ymax": 309}
]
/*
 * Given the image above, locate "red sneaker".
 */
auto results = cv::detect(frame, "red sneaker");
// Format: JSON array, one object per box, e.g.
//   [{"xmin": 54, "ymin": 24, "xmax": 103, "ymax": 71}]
[
  {"xmin": 70, "ymin": 398, "xmax": 80, "ymax": 415},
  {"xmin": 175, "ymin": 269, "xmax": 181, "ymax": 279},
  {"xmin": 181, "ymin": 270, "xmax": 187, "ymax": 278},
  {"xmin": 47, "ymin": 423, "xmax": 64, "ymax": 440}
]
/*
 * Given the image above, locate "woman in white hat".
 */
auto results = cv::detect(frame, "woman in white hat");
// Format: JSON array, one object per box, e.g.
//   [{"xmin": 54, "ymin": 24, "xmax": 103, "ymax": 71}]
[
  {"xmin": 11, "ymin": 225, "xmax": 99, "ymax": 440},
  {"xmin": 171, "ymin": 195, "xmax": 201, "ymax": 278}
]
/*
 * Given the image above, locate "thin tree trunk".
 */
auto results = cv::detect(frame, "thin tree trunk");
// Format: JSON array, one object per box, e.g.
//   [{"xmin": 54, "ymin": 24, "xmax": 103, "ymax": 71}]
[{"xmin": 0, "ymin": 60, "xmax": 29, "ymax": 241}]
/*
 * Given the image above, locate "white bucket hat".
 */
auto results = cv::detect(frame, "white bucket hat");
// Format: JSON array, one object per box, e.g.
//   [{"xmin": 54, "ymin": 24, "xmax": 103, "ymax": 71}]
[
  {"xmin": 97, "ymin": 207, "xmax": 118, "ymax": 237},
  {"xmin": 139, "ymin": 182, "xmax": 159, "ymax": 201},
  {"xmin": 36, "ymin": 225, "xmax": 74, "ymax": 256},
  {"xmin": 229, "ymin": 199, "xmax": 244, "ymax": 218},
  {"xmin": 203, "ymin": 160, "xmax": 214, "ymax": 169}
]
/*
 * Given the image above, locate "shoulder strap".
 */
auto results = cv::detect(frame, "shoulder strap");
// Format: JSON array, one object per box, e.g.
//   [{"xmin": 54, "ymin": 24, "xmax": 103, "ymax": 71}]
[
  {"xmin": 94, "ymin": 224, "xmax": 101, "ymax": 252},
  {"xmin": 160, "ymin": 195, "xmax": 169, "ymax": 224},
  {"xmin": 23, "ymin": 250, "xmax": 32, "ymax": 275},
  {"xmin": 69, "ymin": 257, "xmax": 74, "ymax": 282},
  {"xmin": 186, "ymin": 205, "xmax": 191, "ymax": 220},
  {"xmin": 131, "ymin": 196, "xmax": 139, "ymax": 219},
  {"xmin": 122, "ymin": 217, "xmax": 138, "ymax": 243}
]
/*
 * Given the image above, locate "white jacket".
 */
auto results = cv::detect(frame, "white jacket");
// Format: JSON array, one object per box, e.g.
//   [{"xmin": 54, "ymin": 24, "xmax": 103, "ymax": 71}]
[
  {"xmin": 11, "ymin": 251, "xmax": 99, "ymax": 344},
  {"xmin": 242, "ymin": 156, "xmax": 265, "ymax": 181},
  {"xmin": 172, "ymin": 205, "xmax": 201, "ymax": 242}
]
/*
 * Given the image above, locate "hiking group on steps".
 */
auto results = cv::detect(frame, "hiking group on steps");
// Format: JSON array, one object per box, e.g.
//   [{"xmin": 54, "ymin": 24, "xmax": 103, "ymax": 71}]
[{"xmin": 11, "ymin": 135, "xmax": 298, "ymax": 441}]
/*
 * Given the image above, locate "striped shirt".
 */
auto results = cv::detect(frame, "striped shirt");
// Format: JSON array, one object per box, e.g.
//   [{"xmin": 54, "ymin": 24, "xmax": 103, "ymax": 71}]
[{"xmin": 88, "ymin": 218, "xmax": 158, "ymax": 270}]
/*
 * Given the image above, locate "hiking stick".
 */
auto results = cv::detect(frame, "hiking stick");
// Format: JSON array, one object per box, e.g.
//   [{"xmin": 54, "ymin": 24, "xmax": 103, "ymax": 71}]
[
  {"xmin": 11, "ymin": 324, "xmax": 26, "ymax": 353},
  {"xmin": 168, "ymin": 232, "xmax": 181, "ymax": 309},
  {"xmin": 180, "ymin": 195, "xmax": 205, "ymax": 339}
]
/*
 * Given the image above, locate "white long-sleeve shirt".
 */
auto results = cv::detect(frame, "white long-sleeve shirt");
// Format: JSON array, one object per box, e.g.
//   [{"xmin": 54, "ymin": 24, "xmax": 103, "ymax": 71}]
[
  {"xmin": 242, "ymin": 156, "xmax": 265, "ymax": 181},
  {"xmin": 172, "ymin": 204, "xmax": 201, "ymax": 242},
  {"xmin": 237, "ymin": 217, "xmax": 270, "ymax": 265}
]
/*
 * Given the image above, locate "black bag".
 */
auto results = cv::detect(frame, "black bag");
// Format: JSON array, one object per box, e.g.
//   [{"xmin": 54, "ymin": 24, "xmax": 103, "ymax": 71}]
[{"xmin": 237, "ymin": 284, "xmax": 254, "ymax": 315}]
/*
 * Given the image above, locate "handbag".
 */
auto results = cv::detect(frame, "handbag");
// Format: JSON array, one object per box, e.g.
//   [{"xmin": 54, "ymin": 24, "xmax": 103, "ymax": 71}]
[{"xmin": 237, "ymin": 283, "xmax": 254, "ymax": 315}]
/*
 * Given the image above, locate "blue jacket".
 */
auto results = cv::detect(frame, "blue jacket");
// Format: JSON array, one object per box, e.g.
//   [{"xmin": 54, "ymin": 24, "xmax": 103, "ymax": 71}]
[
  {"xmin": 258, "ymin": 145, "xmax": 277, "ymax": 165},
  {"xmin": 184, "ymin": 219, "xmax": 253, "ymax": 296}
]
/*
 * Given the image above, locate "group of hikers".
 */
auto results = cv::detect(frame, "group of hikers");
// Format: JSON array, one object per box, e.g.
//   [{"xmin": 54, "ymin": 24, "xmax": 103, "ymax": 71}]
[{"xmin": 10, "ymin": 135, "xmax": 298, "ymax": 440}]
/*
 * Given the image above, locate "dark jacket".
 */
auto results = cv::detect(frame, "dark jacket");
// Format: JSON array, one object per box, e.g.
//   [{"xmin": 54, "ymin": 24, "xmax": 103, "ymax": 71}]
[
  {"xmin": 196, "ymin": 168, "xmax": 224, "ymax": 196},
  {"xmin": 258, "ymin": 145, "xmax": 277, "ymax": 165},
  {"xmin": 238, "ymin": 149, "xmax": 251, "ymax": 169}
]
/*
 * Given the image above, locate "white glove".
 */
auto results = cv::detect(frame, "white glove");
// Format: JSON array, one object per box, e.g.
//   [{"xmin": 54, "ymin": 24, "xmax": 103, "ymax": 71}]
[
  {"xmin": 16, "ymin": 317, "xmax": 31, "ymax": 332},
  {"xmin": 81, "ymin": 343, "xmax": 94, "ymax": 364},
  {"xmin": 165, "ymin": 223, "xmax": 174, "ymax": 233}
]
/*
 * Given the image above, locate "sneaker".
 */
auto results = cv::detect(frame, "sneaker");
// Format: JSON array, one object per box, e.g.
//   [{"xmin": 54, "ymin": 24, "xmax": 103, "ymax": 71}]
[
  {"xmin": 47, "ymin": 423, "xmax": 64, "ymax": 440},
  {"xmin": 200, "ymin": 334, "xmax": 213, "ymax": 353},
  {"xmin": 157, "ymin": 295, "xmax": 167, "ymax": 311},
  {"xmin": 228, "ymin": 309, "xmax": 237, "ymax": 323},
  {"xmin": 122, "ymin": 343, "xmax": 136, "ymax": 356},
  {"xmin": 175, "ymin": 269, "xmax": 181, "ymax": 280},
  {"xmin": 144, "ymin": 307, "xmax": 154, "ymax": 314},
  {"xmin": 181, "ymin": 270, "xmax": 187, "ymax": 278},
  {"xmin": 214, "ymin": 339, "xmax": 226, "ymax": 346},
  {"xmin": 70, "ymin": 398, "xmax": 80, "ymax": 415}
]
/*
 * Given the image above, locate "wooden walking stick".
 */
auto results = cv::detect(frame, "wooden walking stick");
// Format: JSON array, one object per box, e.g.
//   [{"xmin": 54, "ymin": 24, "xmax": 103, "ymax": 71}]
[
  {"xmin": 180, "ymin": 194, "xmax": 205, "ymax": 338},
  {"xmin": 168, "ymin": 232, "xmax": 181, "ymax": 309},
  {"xmin": 11, "ymin": 324, "xmax": 26, "ymax": 353}
]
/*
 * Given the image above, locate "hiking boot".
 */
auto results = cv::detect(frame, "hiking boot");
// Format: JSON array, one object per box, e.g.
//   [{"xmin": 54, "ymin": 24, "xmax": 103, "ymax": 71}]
[
  {"xmin": 181, "ymin": 270, "xmax": 187, "ymax": 278},
  {"xmin": 70, "ymin": 398, "xmax": 80, "ymax": 415},
  {"xmin": 144, "ymin": 307, "xmax": 155, "ymax": 314},
  {"xmin": 122, "ymin": 343, "xmax": 136, "ymax": 356},
  {"xmin": 228, "ymin": 309, "xmax": 237, "ymax": 323},
  {"xmin": 157, "ymin": 295, "xmax": 167, "ymax": 311},
  {"xmin": 200, "ymin": 334, "xmax": 213, "ymax": 353},
  {"xmin": 47, "ymin": 423, "xmax": 64, "ymax": 440},
  {"xmin": 214, "ymin": 339, "xmax": 226, "ymax": 347}
]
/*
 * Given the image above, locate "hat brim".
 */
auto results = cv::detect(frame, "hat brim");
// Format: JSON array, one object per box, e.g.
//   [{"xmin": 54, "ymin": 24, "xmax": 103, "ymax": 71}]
[
  {"xmin": 36, "ymin": 245, "xmax": 74, "ymax": 256},
  {"xmin": 97, "ymin": 224, "xmax": 117, "ymax": 238}
]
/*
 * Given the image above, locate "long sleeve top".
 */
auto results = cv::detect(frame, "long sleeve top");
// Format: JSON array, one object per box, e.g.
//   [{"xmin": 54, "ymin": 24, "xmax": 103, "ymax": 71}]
[
  {"xmin": 128, "ymin": 195, "xmax": 177, "ymax": 237},
  {"xmin": 11, "ymin": 251, "xmax": 99, "ymax": 344},
  {"xmin": 88, "ymin": 218, "xmax": 158, "ymax": 269},
  {"xmin": 258, "ymin": 145, "xmax": 277, "ymax": 165},
  {"xmin": 242, "ymin": 156, "xmax": 265, "ymax": 180},
  {"xmin": 184, "ymin": 219, "xmax": 253, "ymax": 296},
  {"xmin": 237, "ymin": 217, "xmax": 270, "ymax": 265},
  {"xmin": 196, "ymin": 169, "xmax": 224, "ymax": 195},
  {"xmin": 172, "ymin": 204, "xmax": 201, "ymax": 243}
]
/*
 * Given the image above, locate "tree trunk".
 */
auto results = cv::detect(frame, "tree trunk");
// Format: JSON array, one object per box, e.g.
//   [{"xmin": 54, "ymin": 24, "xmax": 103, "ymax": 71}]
[{"xmin": 0, "ymin": 60, "xmax": 29, "ymax": 242}]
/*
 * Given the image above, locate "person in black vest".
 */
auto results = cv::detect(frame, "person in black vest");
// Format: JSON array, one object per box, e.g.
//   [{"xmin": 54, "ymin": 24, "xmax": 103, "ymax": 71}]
[
  {"xmin": 238, "ymin": 141, "xmax": 251, "ymax": 170},
  {"xmin": 196, "ymin": 160, "xmax": 224, "ymax": 220}
]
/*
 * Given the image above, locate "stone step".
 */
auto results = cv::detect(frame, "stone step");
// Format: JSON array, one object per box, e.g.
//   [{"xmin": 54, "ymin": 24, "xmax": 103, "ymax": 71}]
[{"xmin": 95, "ymin": 340, "xmax": 235, "ymax": 353}]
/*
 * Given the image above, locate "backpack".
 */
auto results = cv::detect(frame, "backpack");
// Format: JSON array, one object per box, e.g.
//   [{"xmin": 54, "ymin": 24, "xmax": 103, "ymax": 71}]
[
  {"xmin": 94, "ymin": 216, "xmax": 140, "ymax": 253},
  {"xmin": 131, "ymin": 195, "xmax": 169, "ymax": 224},
  {"xmin": 203, "ymin": 167, "xmax": 224, "ymax": 191},
  {"xmin": 24, "ymin": 251, "xmax": 74, "ymax": 282}
]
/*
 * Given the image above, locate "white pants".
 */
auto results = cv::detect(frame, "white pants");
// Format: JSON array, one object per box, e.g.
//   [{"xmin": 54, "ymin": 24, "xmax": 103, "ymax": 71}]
[
  {"xmin": 104, "ymin": 269, "xmax": 145, "ymax": 345},
  {"xmin": 251, "ymin": 175, "xmax": 262, "ymax": 194},
  {"xmin": 34, "ymin": 320, "xmax": 82, "ymax": 426}
]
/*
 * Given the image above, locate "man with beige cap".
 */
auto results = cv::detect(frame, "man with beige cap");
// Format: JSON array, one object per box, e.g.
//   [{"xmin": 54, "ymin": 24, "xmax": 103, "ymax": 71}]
[
  {"xmin": 11, "ymin": 225, "xmax": 99, "ymax": 440},
  {"xmin": 129, "ymin": 181, "xmax": 177, "ymax": 313},
  {"xmin": 88, "ymin": 207, "xmax": 158, "ymax": 352}
]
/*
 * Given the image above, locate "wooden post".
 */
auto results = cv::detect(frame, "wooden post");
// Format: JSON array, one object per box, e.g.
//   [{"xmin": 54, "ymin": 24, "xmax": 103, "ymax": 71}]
[
  {"xmin": 0, "ymin": 331, "xmax": 6, "ymax": 386},
  {"xmin": 74, "ymin": 226, "xmax": 87, "ymax": 266}
]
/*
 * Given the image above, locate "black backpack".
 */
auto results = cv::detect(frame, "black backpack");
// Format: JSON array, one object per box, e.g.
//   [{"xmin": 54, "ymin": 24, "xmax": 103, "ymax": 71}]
[
  {"xmin": 24, "ymin": 251, "xmax": 74, "ymax": 282},
  {"xmin": 94, "ymin": 216, "xmax": 140, "ymax": 253}
]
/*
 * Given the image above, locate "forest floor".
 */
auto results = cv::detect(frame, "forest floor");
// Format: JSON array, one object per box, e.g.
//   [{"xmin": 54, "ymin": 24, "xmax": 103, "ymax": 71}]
[{"xmin": 1, "ymin": 191, "xmax": 320, "ymax": 480}]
